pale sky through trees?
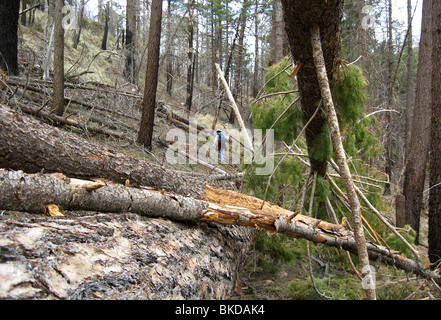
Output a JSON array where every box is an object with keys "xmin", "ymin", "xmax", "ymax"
[{"xmin": 84, "ymin": 0, "xmax": 422, "ymax": 39}]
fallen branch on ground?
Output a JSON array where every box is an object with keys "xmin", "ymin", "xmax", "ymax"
[{"xmin": 0, "ymin": 168, "xmax": 439, "ymax": 286}]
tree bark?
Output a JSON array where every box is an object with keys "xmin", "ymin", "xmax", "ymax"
[
  {"xmin": 185, "ymin": 0, "xmax": 195, "ymax": 118},
  {"xmin": 0, "ymin": 104, "xmax": 205, "ymax": 199},
  {"xmin": 252, "ymin": 0, "xmax": 260, "ymax": 98},
  {"xmin": 215, "ymin": 63, "xmax": 254, "ymax": 153},
  {"xmin": 0, "ymin": 170, "xmax": 254, "ymax": 299},
  {"xmin": 101, "ymin": 0, "xmax": 110, "ymax": 50},
  {"xmin": 310, "ymin": 24, "xmax": 375, "ymax": 300},
  {"xmin": 269, "ymin": 0, "xmax": 286, "ymax": 66},
  {"xmin": 230, "ymin": 0, "xmax": 250, "ymax": 124},
  {"xmin": 428, "ymin": 0, "xmax": 441, "ymax": 269},
  {"xmin": 405, "ymin": 0, "xmax": 414, "ymax": 157},
  {"xmin": 72, "ymin": 0, "xmax": 84, "ymax": 50},
  {"xmin": 0, "ymin": 1, "xmax": 20, "ymax": 76},
  {"xmin": 137, "ymin": 0, "xmax": 162, "ymax": 150},
  {"xmin": 21, "ymin": 0, "xmax": 28, "ymax": 26},
  {"xmin": 124, "ymin": 0, "xmax": 137, "ymax": 84},
  {"xmin": 165, "ymin": 0, "xmax": 173, "ymax": 95},
  {"xmin": 384, "ymin": 0, "xmax": 393, "ymax": 195},
  {"xmin": 1, "ymin": 169, "xmax": 440, "ymax": 292},
  {"xmin": 357, "ymin": 0, "xmax": 366, "ymax": 70},
  {"xmin": 403, "ymin": 0, "xmax": 432, "ymax": 244},
  {"xmin": 281, "ymin": 0, "xmax": 343, "ymax": 177},
  {"xmin": 53, "ymin": 0, "xmax": 65, "ymax": 116}
]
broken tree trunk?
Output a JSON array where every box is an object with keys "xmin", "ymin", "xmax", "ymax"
[
  {"xmin": 1, "ymin": 168, "xmax": 440, "ymax": 289},
  {"xmin": 0, "ymin": 184, "xmax": 253, "ymax": 299},
  {"xmin": 311, "ymin": 23, "xmax": 375, "ymax": 300},
  {"xmin": 0, "ymin": 104, "xmax": 206, "ymax": 199}
]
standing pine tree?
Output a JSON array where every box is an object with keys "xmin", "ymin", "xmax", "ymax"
[
  {"xmin": 53, "ymin": 0, "xmax": 65, "ymax": 116},
  {"xmin": 0, "ymin": 1, "xmax": 20, "ymax": 75},
  {"xmin": 137, "ymin": 0, "xmax": 163, "ymax": 150},
  {"xmin": 428, "ymin": 0, "xmax": 441, "ymax": 269}
]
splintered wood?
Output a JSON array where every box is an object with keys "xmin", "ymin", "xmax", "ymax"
[
  {"xmin": 0, "ymin": 169, "xmax": 440, "ymax": 285},
  {"xmin": 204, "ymin": 185, "xmax": 347, "ymax": 236}
]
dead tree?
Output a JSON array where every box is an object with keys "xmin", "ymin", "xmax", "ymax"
[{"xmin": 1, "ymin": 169, "xmax": 440, "ymax": 295}]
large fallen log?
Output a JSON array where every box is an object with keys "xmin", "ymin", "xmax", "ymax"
[
  {"xmin": 1, "ymin": 168, "xmax": 440, "ymax": 288},
  {"xmin": 0, "ymin": 104, "xmax": 206, "ymax": 199},
  {"xmin": 0, "ymin": 206, "xmax": 253, "ymax": 299},
  {"xmin": 0, "ymin": 103, "xmax": 254, "ymax": 299}
]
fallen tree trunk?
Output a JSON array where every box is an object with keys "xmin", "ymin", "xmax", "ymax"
[
  {"xmin": 0, "ymin": 205, "xmax": 253, "ymax": 299},
  {"xmin": 1, "ymin": 168, "xmax": 440, "ymax": 287},
  {"xmin": 0, "ymin": 104, "xmax": 206, "ymax": 199}
]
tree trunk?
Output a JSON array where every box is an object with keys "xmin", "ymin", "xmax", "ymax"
[
  {"xmin": 0, "ymin": 170, "xmax": 254, "ymax": 299},
  {"xmin": 101, "ymin": 0, "xmax": 110, "ymax": 50},
  {"xmin": 72, "ymin": 0, "xmax": 84, "ymax": 50},
  {"xmin": 269, "ymin": 0, "xmax": 286, "ymax": 66},
  {"xmin": 281, "ymin": 0, "xmax": 343, "ymax": 177},
  {"xmin": 0, "ymin": 104, "xmax": 205, "ymax": 199},
  {"xmin": 404, "ymin": 0, "xmax": 414, "ymax": 157},
  {"xmin": 215, "ymin": 63, "xmax": 254, "ymax": 153},
  {"xmin": 0, "ymin": 0, "xmax": 20, "ymax": 76},
  {"xmin": 53, "ymin": 0, "xmax": 65, "ymax": 116},
  {"xmin": 357, "ymin": 0, "xmax": 366, "ymax": 70},
  {"xmin": 165, "ymin": 0, "xmax": 173, "ymax": 95},
  {"xmin": 124, "ymin": 0, "xmax": 137, "ymax": 84},
  {"xmin": 137, "ymin": 0, "xmax": 162, "ymax": 150},
  {"xmin": 230, "ymin": 0, "xmax": 250, "ymax": 125},
  {"xmin": 384, "ymin": 0, "xmax": 393, "ymax": 195},
  {"xmin": 252, "ymin": 0, "xmax": 260, "ymax": 98},
  {"xmin": 21, "ymin": 0, "xmax": 28, "ymax": 26},
  {"xmin": 403, "ymin": 0, "xmax": 432, "ymax": 244},
  {"xmin": 185, "ymin": 0, "xmax": 195, "ymax": 118},
  {"xmin": 310, "ymin": 24, "xmax": 375, "ymax": 300},
  {"xmin": 428, "ymin": 0, "xmax": 441, "ymax": 269},
  {"xmin": 1, "ymin": 169, "xmax": 440, "ymax": 293}
]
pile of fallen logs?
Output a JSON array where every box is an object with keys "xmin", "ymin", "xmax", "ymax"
[{"xmin": 1, "ymin": 104, "xmax": 441, "ymax": 300}]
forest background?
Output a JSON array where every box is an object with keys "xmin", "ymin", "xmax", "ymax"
[{"xmin": 1, "ymin": 0, "xmax": 440, "ymax": 300}]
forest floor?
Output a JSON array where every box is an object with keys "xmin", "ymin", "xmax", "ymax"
[{"xmin": 3, "ymin": 20, "xmax": 440, "ymax": 300}]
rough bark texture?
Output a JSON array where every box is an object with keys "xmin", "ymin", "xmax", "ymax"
[
  {"xmin": 0, "ymin": 106, "xmax": 255, "ymax": 299},
  {"xmin": 101, "ymin": 1, "xmax": 110, "ymax": 50},
  {"xmin": 124, "ymin": 0, "xmax": 137, "ymax": 83},
  {"xmin": 137, "ymin": 0, "xmax": 162, "ymax": 149},
  {"xmin": 53, "ymin": 0, "xmax": 65, "ymax": 116},
  {"xmin": 0, "ymin": 104, "xmax": 205, "ymax": 199},
  {"xmin": 0, "ymin": 0, "xmax": 20, "ymax": 75},
  {"xmin": 1, "ymin": 169, "xmax": 440, "ymax": 292},
  {"xmin": 310, "ymin": 24, "xmax": 375, "ymax": 300},
  {"xmin": 403, "ymin": 0, "xmax": 432, "ymax": 244},
  {"xmin": 185, "ymin": 0, "xmax": 195, "ymax": 118},
  {"xmin": 281, "ymin": 0, "xmax": 343, "ymax": 176},
  {"xmin": 269, "ymin": 0, "xmax": 286, "ymax": 66},
  {"xmin": 0, "ymin": 210, "xmax": 252, "ymax": 299},
  {"xmin": 429, "ymin": 0, "xmax": 441, "ymax": 269}
]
